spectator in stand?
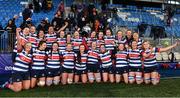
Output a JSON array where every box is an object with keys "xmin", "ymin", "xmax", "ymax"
[
  {"xmin": 51, "ymin": 11, "xmax": 64, "ymax": 31},
  {"xmin": 33, "ymin": 0, "xmax": 41, "ymax": 13},
  {"xmin": 68, "ymin": 4, "xmax": 78, "ymax": 30},
  {"xmin": 89, "ymin": 8, "xmax": 99, "ymax": 23},
  {"xmin": 57, "ymin": 1, "xmax": 64, "ymax": 16},
  {"xmin": 37, "ymin": 19, "xmax": 50, "ymax": 33},
  {"xmin": 5, "ymin": 15, "xmax": 18, "ymax": 50},
  {"xmin": 92, "ymin": 19, "xmax": 101, "ymax": 32},
  {"xmin": 5, "ymin": 15, "xmax": 18, "ymax": 34},
  {"xmin": 20, "ymin": 18, "xmax": 34, "ymax": 29},
  {"xmin": 22, "ymin": 4, "xmax": 32, "ymax": 22},
  {"xmin": 77, "ymin": 8, "xmax": 89, "ymax": 29},
  {"xmin": 42, "ymin": 0, "xmax": 48, "ymax": 12}
]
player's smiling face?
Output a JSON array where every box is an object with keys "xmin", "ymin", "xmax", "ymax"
[
  {"xmin": 143, "ymin": 41, "xmax": 150, "ymax": 50},
  {"xmin": 74, "ymin": 31, "xmax": 79, "ymax": 39},
  {"xmin": 52, "ymin": 43, "xmax": 58, "ymax": 51},
  {"xmin": 30, "ymin": 26, "xmax": 36, "ymax": 34},
  {"xmin": 91, "ymin": 31, "xmax": 96, "ymax": 38},
  {"xmin": 60, "ymin": 31, "xmax": 65, "ymax": 38},
  {"xmin": 132, "ymin": 41, "xmax": 137, "ymax": 50},
  {"xmin": 80, "ymin": 45, "xmax": 85, "ymax": 53},
  {"xmin": 25, "ymin": 43, "xmax": 32, "ymax": 53},
  {"xmin": 106, "ymin": 29, "xmax": 111, "ymax": 36},
  {"xmin": 100, "ymin": 45, "xmax": 106, "ymax": 53},
  {"xmin": 41, "ymin": 43, "xmax": 47, "ymax": 50},
  {"xmin": 23, "ymin": 27, "xmax": 30, "ymax": 36},
  {"xmin": 39, "ymin": 30, "xmax": 44, "ymax": 38},
  {"xmin": 98, "ymin": 32, "xmax": 103, "ymax": 39},
  {"xmin": 91, "ymin": 42, "xmax": 97, "ymax": 50},
  {"xmin": 66, "ymin": 44, "xmax": 72, "ymax": 51},
  {"xmin": 133, "ymin": 33, "xmax": 139, "ymax": 40},
  {"xmin": 117, "ymin": 31, "xmax": 123, "ymax": 38},
  {"xmin": 118, "ymin": 44, "xmax": 124, "ymax": 51}
]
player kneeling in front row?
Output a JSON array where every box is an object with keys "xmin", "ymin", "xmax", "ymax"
[
  {"xmin": 142, "ymin": 41, "xmax": 178, "ymax": 85},
  {"xmin": 1, "ymin": 43, "xmax": 32, "ymax": 92}
]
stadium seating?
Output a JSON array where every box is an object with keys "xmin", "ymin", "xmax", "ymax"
[
  {"xmin": 109, "ymin": 4, "xmax": 180, "ymax": 37},
  {"xmin": 174, "ymin": 52, "xmax": 180, "ymax": 61},
  {"xmin": 0, "ymin": 0, "xmax": 179, "ymax": 37},
  {"xmin": 0, "ymin": 0, "xmax": 63, "ymax": 27}
]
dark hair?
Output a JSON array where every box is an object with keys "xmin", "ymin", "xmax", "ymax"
[
  {"xmin": 38, "ymin": 41, "xmax": 46, "ymax": 50},
  {"xmin": 66, "ymin": 33, "xmax": 71, "ymax": 43},
  {"xmin": 37, "ymin": 30, "xmax": 45, "ymax": 39},
  {"xmin": 130, "ymin": 40, "xmax": 137, "ymax": 49},
  {"xmin": 98, "ymin": 31, "xmax": 104, "ymax": 40},
  {"xmin": 115, "ymin": 30, "xmax": 123, "ymax": 39},
  {"xmin": 50, "ymin": 41, "xmax": 60, "ymax": 58},
  {"xmin": 118, "ymin": 43, "xmax": 125, "ymax": 51},
  {"xmin": 105, "ymin": 28, "xmax": 113, "ymax": 35},
  {"xmin": 77, "ymin": 44, "xmax": 86, "ymax": 63},
  {"xmin": 100, "ymin": 44, "xmax": 106, "ymax": 52}
]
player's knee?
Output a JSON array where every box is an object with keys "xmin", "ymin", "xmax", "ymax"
[
  {"xmin": 124, "ymin": 79, "xmax": 129, "ymax": 84},
  {"xmin": 14, "ymin": 87, "xmax": 22, "ymax": 92},
  {"xmin": 103, "ymin": 78, "xmax": 108, "ymax": 83},
  {"xmin": 46, "ymin": 80, "xmax": 53, "ymax": 86},
  {"xmin": 144, "ymin": 78, "xmax": 151, "ymax": 84},
  {"xmin": 37, "ymin": 81, "xmax": 45, "ymax": 87},
  {"xmin": 23, "ymin": 85, "xmax": 30, "ymax": 90},
  {"xmin": 96, "ymin": 77, "xmax": 101, "ymax": 83},
  {"xmin": 152, "ymin": 81, "xmax": 158, "ymax": 85},
  {"xmin": 136, "ymin": 76, "xmax": 143, "ymax": 84},
  {"xmin": 151, "ymin": 78, "xmax": 158, "ymax": 85},
  {"xmin": 88, "ymin": 75, "xmax": 94, "ymax": 83},
  {"xmin": 67, "ymin": 78, "xmax": 73, "ymax": 84},
  {"xmin": 53, "ymin": 80, "xmax": 60, "ymax": 85},
  {"xmin": 128, "ymin": 76, "xmax": 135, "ymax": 84}
]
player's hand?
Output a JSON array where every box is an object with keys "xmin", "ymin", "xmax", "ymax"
[
  {"xmin": 16, "ymin": 28, "xmax": 21, "ymax": 33},
  {"xmin": 65, "ymin": 21, "xmax": 68, "ymax": 26},
  {"xmin": 173, "ymin": 41, "xmax": 178, "ymax": 47},
  {"xmin": 13, "ymin": 15, "xmax": 18, "ymax": 19}
]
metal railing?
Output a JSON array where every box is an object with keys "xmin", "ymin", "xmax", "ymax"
[{"xmin": 0, "ymin": 30, "xmax": 16, "ymax": 53}]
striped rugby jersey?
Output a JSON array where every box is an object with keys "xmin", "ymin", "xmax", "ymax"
[
  {"xmin": 142, "ymin": 47, "xmax": 160, "ymax": 67},
  {"xmin": 99, "ymin": 51, "xmax": 112, "ymax": 68},
  {"xmin": 32, "ymin": 49, "xmax": 47, "ymax": 70},
  {"xmin": 115, "ymin": 50, "xmax": 128, "ymax": 67},
  {"xmin": 96, "ymin": 39, "xmax": 104, "ymax": 51},
  {"xmin": 72, "ymin": 38, "xmax": 83, "ymax": 52},
  {"xmin": 75, "ymin": 53, "xmax": 88, "ymax": 70},
  {"xmin": 137, "ymin": 38, "xmax": 143, "ymax": 49},
  {"xmin": 104, "ymin": 36, "xmax": 115, "ymax": 50},
  {"xmin": 57, "ymin": 37, "xmax": 66, "ymax": 52},
  {"xmin": 62, "ymin": 51, "xmax": 76, "ymax": 69},
  {"xmin": 13, "ymin": 50, "xmax": 32, "ymax": 72},
  {"xmin": 45, "ymin": 33, "xmax": 57, "ymax": 48},
  {"xmin": 13, "ymin": 33, "xmax": 29, "ymax": 52},
  {"xmin": 115, "ymin": 37, "xmax": 126, "ymax": 45},
  {"xmin": 86, "ymin": 37, "xmax": 97, "ymax": 48},
  {"xmin": 28, "ymin": 33, "xmax": 38, "ymax": 49},
  {"xmin": 87, "ymin": 49, "xmax": 99, "ymax": 65},
  {"xmin": 46, "ymin": 51, "xmax": 61, "ymax": 69},
  {"xmin": 128, "ymin": 49, "xmax": 142, "ymax": 67}
]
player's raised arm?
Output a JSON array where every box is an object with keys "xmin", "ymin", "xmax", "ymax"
[{"xmin": 159, "ymin": 42, "xmax": 178, "ymax": 52}]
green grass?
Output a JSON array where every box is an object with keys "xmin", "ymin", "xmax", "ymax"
[{"xmin": 1, "ymin": 79, "xmax": 180, "ymax": 97}]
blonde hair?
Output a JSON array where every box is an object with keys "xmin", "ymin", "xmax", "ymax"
[{"xmin": 25, "ymin": 42, "xmax": 32, "ymax": 48}]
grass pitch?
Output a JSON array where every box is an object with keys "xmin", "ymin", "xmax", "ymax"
[{"xmin": 0, "ymin": 78, "xmax": 180, "ymax": 97}]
